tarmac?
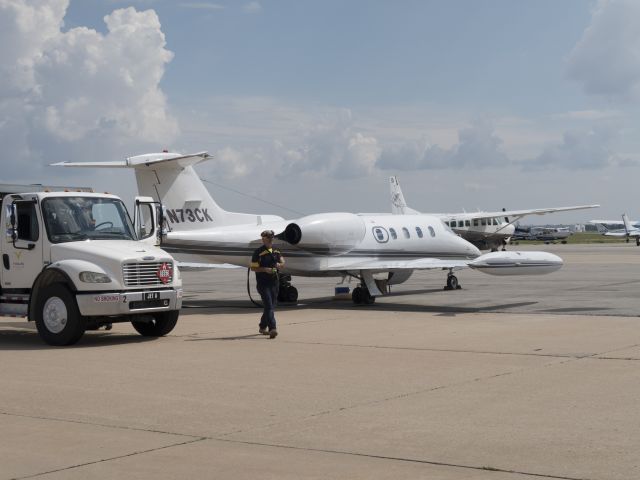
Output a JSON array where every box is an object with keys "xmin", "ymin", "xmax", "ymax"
[{"xmin": 1, "ymin": 243, "xmax": 639, "ymax": 479}]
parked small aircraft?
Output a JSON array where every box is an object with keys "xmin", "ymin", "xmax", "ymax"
[
  {"xmin": 593, "ymin": 214, "xmax": 640, "ymax": 245},
  {"xmin": 511, "ymin": 226, "xmax": 572, "ymax": 243},
  {"xmin": 390, "ymin": 176, "xmax": 598, "ymax": 251},
  {"xmin": 56, "ymin": 152, "xmax": 563, "ymax": 304}
]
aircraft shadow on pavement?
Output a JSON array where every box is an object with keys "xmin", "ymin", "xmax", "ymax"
[
  {"xmin": 180, "ymin": 296, "xmax": 540, "ymax": 315},
  {"xmin": 0, "ymin": 323, "xmax": 159, "ymax": 351}
]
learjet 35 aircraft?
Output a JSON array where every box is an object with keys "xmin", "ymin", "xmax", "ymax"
[
  {"xmin": 56, "ymin": 152, "xmax": 563, "ymax": 304},
  {"xmin": 390, "ymin": 176, "xmax": 599, "ymax": 251}
]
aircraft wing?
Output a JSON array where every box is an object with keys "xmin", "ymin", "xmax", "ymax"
[
  {"xmin": 327, "ymin": 251, "xmax": 563, "ymax": 276},
  {"xmin": 447, "ymin": 205, "xmax": 600, "ymax": 222}
]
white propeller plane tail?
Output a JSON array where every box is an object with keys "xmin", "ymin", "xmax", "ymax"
[
  {"xmin": 389, "ymin": 176, "xmax": 420, "ymax": 215},
  {"xmin": 622, "ymin": 213, "xmax": 633, "ymax": 234},
  {"xmin": 53, "ymin": 152, "xmax": 284, "ymax": 232}
]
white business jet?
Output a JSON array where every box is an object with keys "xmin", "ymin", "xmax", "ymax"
[
  {"xmin": 595, "ymin": 213, "xmax": 640, "ymax": 245},
  {"xmin": 390, "ymin": 176, "xmax": 598, "ymax": 251},
  {"xmin": 55, "ymin": 152, "xmax": 563, "ymax": 304}
]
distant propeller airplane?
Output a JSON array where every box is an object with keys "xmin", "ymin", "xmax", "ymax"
[{"xmin": 389, "ymin": 176, "xmax": 598, "ymax": 251}]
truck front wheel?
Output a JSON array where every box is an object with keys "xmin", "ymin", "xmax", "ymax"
[
  {"xmin": 34, "ymin": 284, "xmax": 86, "ymax": 346},
  {"xmin": 132, "ymin": 311, "xmax": 179, "ymax": 337}
]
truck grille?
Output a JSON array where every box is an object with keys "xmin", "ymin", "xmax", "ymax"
[{"xmin": 122, "ymin": 262, "xmax": 173, "ymax": 286}]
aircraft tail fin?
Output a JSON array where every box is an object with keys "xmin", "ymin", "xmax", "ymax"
[
  {"xmin": 54, "ymin": 151, "xmax": 283, "ymax": 231},
  {"xmin": 622, "ymin": 213, "xmax": 632, "ymax": 234},
  {"xmin": 389, "ymin": 176, "xmax": 420, "ymax": 215}
]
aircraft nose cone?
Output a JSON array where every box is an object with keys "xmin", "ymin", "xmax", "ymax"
[{"xmin": 458, "ymin": 235, "xmax": 481, "ymax": 257}]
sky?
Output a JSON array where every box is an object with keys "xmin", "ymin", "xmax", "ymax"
[{"xmin": 1, "ymin": 0, "xmax": 640, "ymax": 223}]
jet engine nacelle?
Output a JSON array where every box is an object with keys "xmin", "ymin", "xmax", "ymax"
[
  {"xmin": 468, "ymin": 251, "xmax": 563, "ymax": 276},
  {"xmin": 280, "ymin": 213, "xmax": 366, "ymax": 254}
]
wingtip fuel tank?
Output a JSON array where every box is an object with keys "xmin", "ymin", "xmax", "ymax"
[{"xmin": 468, "ymin": 251, "xmax": 563, "ymax": 275}]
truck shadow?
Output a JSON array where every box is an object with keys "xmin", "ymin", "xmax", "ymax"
[{"xmin": 0, "ymin": 324, "xmax": 159, "ymax": 350}]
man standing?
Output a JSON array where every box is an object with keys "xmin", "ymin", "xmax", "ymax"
[{"xmin": 250, "ymin": 230, "xmax": 285, "ymax": 339}]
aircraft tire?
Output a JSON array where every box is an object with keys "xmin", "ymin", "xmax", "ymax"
[
  {"xmin": 352, "ymin": 287, "xmax": 363, "ymax": 304},
  {"xmin": 363, "ymin": 290, "xmax": 376, "ymax": 304},
  {"xmin": 446, "ymin": 275, "xmax": 459, "ymax": 290},
  {"xmin": 284, "ymin": 286, "xmax": 298, "ymax": 303}
]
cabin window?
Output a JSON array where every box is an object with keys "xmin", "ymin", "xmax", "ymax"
[
  {"xmin": 428, "ymin": 226, "xmax": 436, "ymax": 237},
  {"xmin": 465, "ymin": 220, "xmax": 471, "ymax": 227},
  {"xmin": 416, "ymin": 226, "xmax": 423, "ymax": 238},
  {"xmin": 473, "ymin": 219, "xmax": 479, "ymax": 227},
  {"xmin": 389, "ymin": 228, "xmax": 397, "ymax": 240},
  {"xmin": 372, "ymin": 227, "xmax": 389, "ymax": 243},
  {"xmin": 481, "ymin": 218, "xmax": 487, "ymax": 226},
  {"xmin": 402, "ymin": 227, "xmax": 410, "ymax": 238}
]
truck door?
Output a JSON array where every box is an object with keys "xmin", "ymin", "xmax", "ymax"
[
  {"xmin": 1, "ymin": 198, "xmax": 44, "ymax": 289},
  {"xmin": 133, "ymin": 196, "xmax": 162, "ymax": 246}
]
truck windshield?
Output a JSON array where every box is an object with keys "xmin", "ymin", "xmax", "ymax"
[{"xmin": 42, "ymin": 197, "xmax": 136, "ymax": 243}]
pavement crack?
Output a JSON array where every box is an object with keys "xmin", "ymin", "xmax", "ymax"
[
  {"xmin": 0, "ymin": 410, "xmax": 200, "ymax": 440},
  {"xmin": 11, "ymin": 437, "xmax": 206, "ymax": 480},
  {"xmin": 213, "ymin": 437, "xmax": 598, "ymax": 480}
]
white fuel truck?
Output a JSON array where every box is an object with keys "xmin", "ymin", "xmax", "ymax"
[{"xmin": 0, "ymin": 186, "xmax": 182, "ymax": 345}]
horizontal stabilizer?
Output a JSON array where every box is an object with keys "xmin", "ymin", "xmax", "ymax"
[{"xmin": 52, "ymin": 152, "xmax": 211, "ymax": 170}]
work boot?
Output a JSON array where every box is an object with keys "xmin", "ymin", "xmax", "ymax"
[
  {"xmin": 259, "ymin": 327, "xmax": 268, "ymax": 335},
  {"xmin": 269, "ymin": 329, "xmax": 278, "ymax": 339}
]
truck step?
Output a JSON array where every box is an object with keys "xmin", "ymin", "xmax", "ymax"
[
  {"xmin": 0, "ymin": 294, "xmax": 30, "ymax": 304},
  {"xmin": 0, "ymin": 303, "xmax": 28, "ymax": 317}
]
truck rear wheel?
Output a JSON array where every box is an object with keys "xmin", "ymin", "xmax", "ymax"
[
  {"xmin": 34, "ymin": 284, "xmax": 85, "ymax": 346},
  {"xmin": 132, "ymin": 310, "xmax": 179, "ymax": 337}
]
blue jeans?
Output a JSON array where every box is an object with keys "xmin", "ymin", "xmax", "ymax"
[{"xmin": 257, "ymin": 282, "xmax": 278, "ymax": 330}]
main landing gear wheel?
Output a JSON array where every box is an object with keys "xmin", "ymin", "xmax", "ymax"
[
  {"xmin": 132, "ymin": 310, "xmax": 179, "ymax": 337},
  {"xmin": 34, "ymin": 284, "xmax": 86, "ymax": 346},
  {"xmin": 278, "ymin": 285, "xmax": 298, "ymax": 303},
  {"xmin": 636, "ymin": 238, "xmax": 639, "ymax": 246},
  {"xmin": 444, "ymin": 274, "xmax": 461, "ymax": 291},
  {"xmin": 352, "ymin": 286, "xmax": 375, "ymax": 305},
  {"xmin": 277, "ymin": 274, "xmax": 298, "ymax": 304}
]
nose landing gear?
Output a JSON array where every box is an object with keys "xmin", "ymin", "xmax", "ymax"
[{"xmin": 444, "ymin": 270, "xmax": 461, "ymax": 291}]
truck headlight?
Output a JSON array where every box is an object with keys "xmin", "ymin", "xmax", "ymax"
[{"xmin": 79, "ymin": 271, "xmax": 112, "ymax": 283}]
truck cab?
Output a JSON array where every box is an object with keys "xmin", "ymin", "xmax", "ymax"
[{"xmin": 1, "ymin": 191, "xmax": 182, "ymax": 345}]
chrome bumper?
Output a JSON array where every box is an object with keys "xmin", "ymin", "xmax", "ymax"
[{"xmin": 75, "ymin": 289, "xmax": 182, "ymax": 316}]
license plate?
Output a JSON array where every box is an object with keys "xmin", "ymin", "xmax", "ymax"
[{"xmin": 144, "ymin": 292, "xmax": 160, "ymax": 301}]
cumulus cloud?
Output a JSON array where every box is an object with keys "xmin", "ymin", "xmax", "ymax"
[
  {"xmin": 377, "ymin": 120, "xmax": 508, "ymax": 170},
  {"xmin": 275, "ymin": 110, "xmax": 381, "ymax": 179},
  {"xmin": 567, "ymin": 0, "xmax": 640, "ymax": 100},
  {"xmin": 525, "ymin": 125, "xmax": 630, "ymax": 169},
  {"xmin": 243, "ymin": 2, "xmax": 262, "ymax": 14},
  {"xmin": 0, "ymin": 0, "xmax": 178, "ymax": 180}
]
